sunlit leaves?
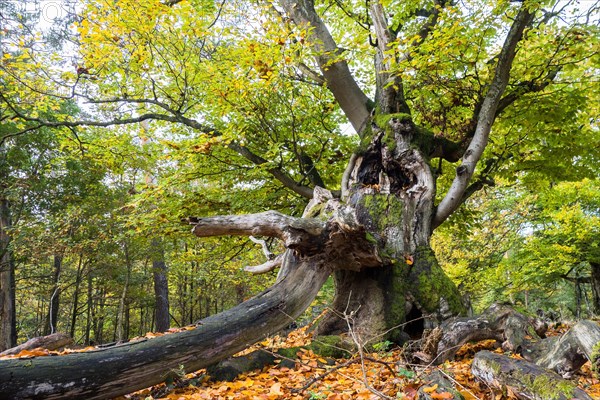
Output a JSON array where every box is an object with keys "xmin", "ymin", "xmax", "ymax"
[{"xmin": 434, "ymin": 179, "xmax": 600, "ymax": 314}]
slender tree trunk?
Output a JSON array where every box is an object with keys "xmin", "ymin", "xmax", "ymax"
[
  {"xmin": 0, "ymin": 196, "xmax": 16, "ymax": 351},
  {"xmin": 94, "ymin": 287, "xmax": 106, "ymax": 344},
  {"xmin": 575, "ymin": 279, "xmax": 582, "ymax": 319},
  {"xmin": 85, "ymin": 268, "xmax": 92, "ymax": 345},
  {"xmin": 151, "ymin": 238, "xmax": 170, "ymax": 332},
  {"xmin": 70, "ymin": 255, "xmax": 84, "ymax": 339},
  {"xmin": 116, "ymin": 243, "xmax": 131, "ymax": 341},
  {"xmin": 590, "ymin": 262, "xmax": 600, "ymax": 316},
  {"xmin": 44, "ymin": 254, "xmax": 63, "ymax": 335}
]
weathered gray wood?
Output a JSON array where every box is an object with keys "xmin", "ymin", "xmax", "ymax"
[
  {"xmin": 433, "ymin": 304, "xmax": 541, "ymax": 363},
  {"xmin": 0, "ymin": 253, "xmax": 331, "ymax": 400},
  {"xmin": 191, "ymin": 211, "xmax": 326, "ymax": 249},
  {"xmin": 472, "ymin": 350, "xmax": 592, "ymax": 400},
  {"xmin": 533, "ymin": 320, "xmax": 600, "ymax": 378},
  {"xmin": 0, "ymin": 332, "xmax": 73, "ymax": 356}
]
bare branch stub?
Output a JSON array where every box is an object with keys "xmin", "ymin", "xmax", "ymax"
[{"xmin": 244, "ymin": 254, "xmax": 284, "ymax": 274}]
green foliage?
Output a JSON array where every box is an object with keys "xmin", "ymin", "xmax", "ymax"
[
  {"xmin": 434, "ymin": 179, "xmax": 600, "ymax": 315},
  {"xmin": 397, "ymin": 367, "xmax": 416, "ymax": 379},
  {"xmin": 308, "ymin": 391, "xmax": 327, "ymax": 400},
  {"xmin": 372, "ymin": 340, "xmax": 393, "ymax": 353}
]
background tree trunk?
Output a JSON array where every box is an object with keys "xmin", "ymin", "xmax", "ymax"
[
  {"xmin": 115, "ymin": 243, "xmax": 131, "ymax": 341},
  {"xmin": 0, "ymin": 196, "xmax": 16, "ymax": 351},
  {"xmin": 44, "ymin": 254, "xmax": 62, "ymax": 335},
  {"xmin": 590, "ymin": 262, "xmax": 600, "ymax": 316},
  {"xmin": 151, "ymin": 238, "xmax": 170, "ymax": 332}
]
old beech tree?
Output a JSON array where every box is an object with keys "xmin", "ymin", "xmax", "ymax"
[{"xmin": 0, "ymin": 0, "xmax": 598, "ymax": 398}]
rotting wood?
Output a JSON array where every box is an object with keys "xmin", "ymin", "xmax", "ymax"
[
  {"xmin": 0, "ymin": 252, "xmax": 331, "ymax": 400},
  {"xmin": 529, "ymin": 320, "xmax": 600, "ymax": 378},
  {"xmin": 472, "ymin": 350, "xmax": 592, "ymax": 400}
]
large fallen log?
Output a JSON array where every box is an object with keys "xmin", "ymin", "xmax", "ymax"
[
  {"xmin": 0, "ymin": 333, "xmax": 73, "ymax": 356},
  {"xmin": 0, "ymin": 251, "xmax": 331, "ymax": 400},
  {"xmin": 472, "ymin": 350, "xmax": 592, "ymax": 400}
]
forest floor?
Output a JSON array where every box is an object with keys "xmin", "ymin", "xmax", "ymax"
[
  {"xmin": 115, "ymin": 323, "xmax": 600, "ymax": 400},
  {"xmin": 3, "ymin": 323, "xmax": 599, "ymax": 399}
]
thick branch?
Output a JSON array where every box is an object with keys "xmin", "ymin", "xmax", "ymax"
[
  {"xmin": 279, "ymin": 0, "xmax": 371, "ymax": 132},
  {"xmin": 370, "ymin": 0, "xmax": 410, "ymax": 114},
  {"xmin": 434, "ymin": 4, "xmax": 535, "ymax": 228},
  {"xmin": 190, "ymin": 211, "xmax": 325, "ymax": 250},
  {"xmin": 0, "ymin": 333, "xmax": 73, "ymax": 356}
]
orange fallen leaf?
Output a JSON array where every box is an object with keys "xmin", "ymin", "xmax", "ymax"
[
  {"xmin": 423, "ymin": 384, "xmax": 439, "ymax": 393},
  {"xmin": 16, "ymin": 348, "xmax": 50, "ymax": 358},
  {"xmin": 431, "ymin": 392, "xmax": 454, "ymax": 399}
]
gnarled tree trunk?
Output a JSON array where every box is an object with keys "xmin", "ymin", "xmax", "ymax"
[
  {"xmin": 314, "ymin": 115, "xmax": 464, "ymax": 343},
  {"xmin": 0, "ymin": 0, "xmax": 546, "ymax": 398}
]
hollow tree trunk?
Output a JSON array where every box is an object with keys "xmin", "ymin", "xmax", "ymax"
[{"xmin": 315, "ymin": 115, "xmax": 464, "ymax": 342}]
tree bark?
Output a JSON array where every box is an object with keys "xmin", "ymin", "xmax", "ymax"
[
  {"xmin": 532, "ymin": 320, "xmax": 600, "ymax": 378},
  {"xmin": 0, "ymin": 196, "xmax": 16, "ymax": 351},
  {"xmin": 315, "ymin": 115, "xmax": 464, "ymax": 342},
  {"xmin": 431, "ymin": 303, "xmax": 543, "ymax": 364},
  {"xmin": 590, "ymin": 262, "xmax": 600, "ymax": 316},
  {"xmin": 472, "ymin": 350, "xmax": 592, "ymax": 400}
]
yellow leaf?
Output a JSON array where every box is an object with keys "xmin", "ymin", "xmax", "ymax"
[{"xmin": 423, "ymin": 384, "xmax": 438, "ymax": 393}]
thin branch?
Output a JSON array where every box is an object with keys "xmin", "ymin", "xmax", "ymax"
[
  {"xmin": 244, "ymin": 254, "xmax": 283, "ymax": 274},
  {"xmin": 279, "ymin": 0, "xmax": 371, "ymax": 132},
  {"xmin": 228, "ymin": 142, "xmax": 315, "ymax": 199},
  {"xmin": 434, "ymin": 3, "xmax": 536, "ymax": 228}
]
